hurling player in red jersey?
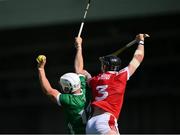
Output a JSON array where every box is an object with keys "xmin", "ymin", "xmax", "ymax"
[{"xmin": 75, "ymin": 34, "xmax": 146, "ymax": 135}]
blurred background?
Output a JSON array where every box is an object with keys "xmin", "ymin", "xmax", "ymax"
[{"xmin": 0, "ymin": 0, "xmax": 180, "ymax": 134}]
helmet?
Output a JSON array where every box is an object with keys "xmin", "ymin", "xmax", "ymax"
[
  {"xmin": 59, "ymin": 73, "xmax": 81, "ymax": 93},
  {"xmin": 99, "ymin": 55, "xmax": 121, "ymax": 72}
]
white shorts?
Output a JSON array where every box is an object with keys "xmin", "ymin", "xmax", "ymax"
[{"xmin": 86, "ymin": 113, "xmax": 119, "ymax": 134}]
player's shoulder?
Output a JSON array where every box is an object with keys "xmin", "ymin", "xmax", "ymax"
[
  {"xmin": 117, "ymin": 67, "xmax": 130, "ymax": 80},
  {"xmin": 118, "ymin": 67, "xmax": 129, "ymax": 74}
]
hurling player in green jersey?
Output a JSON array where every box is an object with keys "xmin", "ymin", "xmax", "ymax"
[{"xmin": 36, "ymin": 37, "xmax": 91, "ymax": 134}]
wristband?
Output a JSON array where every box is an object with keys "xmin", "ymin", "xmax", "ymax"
[{"xmin": 138, "ymin": 40, "xmax": 144, "ymax": 45}]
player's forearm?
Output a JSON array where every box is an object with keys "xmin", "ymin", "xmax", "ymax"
[
  {"xmin": 134, "ymin": 44, "xmax": 144, "ymax": 62},
  {"xmin": 128, "ymin": 44, "xmax": 144, "ymax": 76},
  {"xmin": 130, "ymin": 44, "xmax": 144, "ymax": 66},
  {"xmin": 38, "ymin": 68, "xmax": 55, "ymax": 95},
  {"xmin": 74, "ymin": 46, "xmax": 84, "ymax": 74}
]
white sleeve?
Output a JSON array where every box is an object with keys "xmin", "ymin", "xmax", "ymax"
[
  {"xmin": 126, "ymin": 67, "xmax": 130, "ymax": 80},
  {"xmin": 56, "ymin": 93, "xmax": 61, "ymax": 106}
]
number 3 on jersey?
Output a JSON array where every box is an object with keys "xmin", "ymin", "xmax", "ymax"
[{"xmin": 95, "ymin": 85, "xmax": 108, "ymax": 101}]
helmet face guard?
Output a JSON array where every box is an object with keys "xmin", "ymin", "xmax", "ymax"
[
  {"xmin": 99, "ymin": 55, "xmax": 121, "ymax": 72},
  {"xmin": 59, "ymin": 73, "xmax": 81, "ymax": 94},
  {"xmin": 60, "ymin": 79, "xmax": 73, "ymax": 93}
]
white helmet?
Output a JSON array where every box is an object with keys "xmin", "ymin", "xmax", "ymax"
[{"xmin": 59, "ymin": 73, "xmax": 81, "ymax": 93}]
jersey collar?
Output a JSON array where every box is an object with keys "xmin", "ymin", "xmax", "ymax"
[{"xmin": 106, "ymin": 71, "xmax": 118, "ymax": 74}]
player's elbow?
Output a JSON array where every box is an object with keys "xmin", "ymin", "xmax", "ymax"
[
  {"xmin": 42, "ymin": 87, "xmax": 53, "ymax": 95},
  {"xmin": 47, "ymin": 88, "xmax": 55, "ymax": 96}
]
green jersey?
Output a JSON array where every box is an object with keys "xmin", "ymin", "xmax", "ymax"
[{"xmin": 57, "ymin": 75, "xmax": 91, "ymax": 134}]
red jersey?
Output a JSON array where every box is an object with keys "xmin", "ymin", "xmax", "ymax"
[{"xmin": 89, "ymin": 67, "xmax": 130, "ymax": 119}]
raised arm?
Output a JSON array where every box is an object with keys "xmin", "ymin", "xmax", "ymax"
[
  {"xmin": 128, "ymin": 34, "xmax": 145, "ymax": 77},
  {"xmin": 74, "ymin": 37, "xmax": 84, "ymax": 74},
  {"xmin": 74, "ymin": 37, "xmax": 92, "ymax": 80},
  {"xmin": 37, "ymin": 55, "xmax": 60, "ymax": 102}
]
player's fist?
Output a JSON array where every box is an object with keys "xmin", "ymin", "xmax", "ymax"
[
  {"xmin": 75, "ymin": 37, "xmax": 82, "ymax": 48},
  {"xmin": 36, "ymin": 55, "xmax": 46, "ymax": 63}
]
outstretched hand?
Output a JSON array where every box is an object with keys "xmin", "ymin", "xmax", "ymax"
[
  {"xmin": 75, "ymin": 37, "xmax": 82, "ymax": 49},
  {"xmin": 136, "ymin": 34, "xmax": 145, "ymax": 41},
  {"xmin": 36, "ymin": 55, "xmax": 46, "ymax": 69},
  {"xmin": 135, "ymin": 33, "xmax": 150, "ymax": 42}
]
